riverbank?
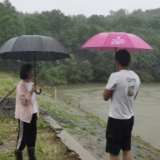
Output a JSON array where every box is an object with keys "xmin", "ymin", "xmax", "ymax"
[
  {"xmin": 38, "ymin": 94, "xmax": 160, "ymax": 160},
  {"xmin": 1, "ymin": 72, "xmax": 160, "ymax": 159},
  {"xmin": 0, "ymin": 114, "xmax": 79, "ymax": 160},
  {"xmin": 54, "ymin": 83, "xmax": 160, "ymax": 150}
]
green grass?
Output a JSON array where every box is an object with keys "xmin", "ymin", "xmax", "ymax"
[
  {"xmin": 0, "ymin": 72, "xmax": 52, "ymax": 98},
  {"xmin": 70, "ymin": 107, "xmax": 107, "ymax": 128},
  {"xmin": 0, "ymin": 72, "xmax": 17, "ymax": 97},
  {"xmin": 38, "ymin": 97, "xmax": 107, "ymax": 137},
  {"xmin": 146, "ymin": 155, "xmax": 154, "ymax": 160},
  {"xmin": 89, "ymin": 131, "xmax": 97, "ymax": 136},
  {"xmin": 38, "ymin": 99, "xmax": 79, "ymax": 123},
  {"xmin": 0, "ymin": 71, "xmax": 106, "ymax": 136},
  {"xmin": 132, "ymin": 135, "xmax": 159, "ymax": 152},
  {"xmin": 136, "ymin": 152, "xmax": 154, "ymax": 160},
  {"xmin": 0, "ymin": 116, "xmax": 76, "ymax": 160},
  {"xmin": 137, "ymin": 145, "xmax": 143, "ymax": 149},
  {"xmin": 137, "ymin": 152, "xmax": 146, "ymax": 158},
  {"xmin": 82, "ymin": 127, "xmax": 87, "ymax": 131}
]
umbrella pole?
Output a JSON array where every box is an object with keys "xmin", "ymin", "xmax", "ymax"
[
  {"xmin": 114, "ymin": 48, "xmax": 116, "ymax": 71},
  {"xmin": 34, "ymin": 51, "xmax": 36, "ymax": 84},
  {"xmin": 34, "ymin": 51, "xmax": 42, "ymax": 94}
]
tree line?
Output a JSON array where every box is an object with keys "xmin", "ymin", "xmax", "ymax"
[{"xmin": 0, "ymin": 0, "xmax": 160, "ymax": 85}]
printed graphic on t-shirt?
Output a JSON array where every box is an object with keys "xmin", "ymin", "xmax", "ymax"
[{"xmin": 126, "ymin": 78, "xmax": 136, "ymax": 96}]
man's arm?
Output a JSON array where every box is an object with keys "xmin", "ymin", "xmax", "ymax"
[
  {"xmin": 103, "ymin": 89, "xmax": 113, "ymax": 101},
  {"xmin": 135, "ymin": 91, "xmax": 138, "ymax": 100}
]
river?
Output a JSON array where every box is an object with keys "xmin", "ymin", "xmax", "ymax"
[{"xmin": 46, "ymin": 83, "xmax": 160, "ymax": 149}]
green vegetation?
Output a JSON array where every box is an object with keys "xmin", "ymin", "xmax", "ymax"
[
  {"xmin": 0, "ymin": 69, "xmax": 160, "ymax": 159},
  {"xmin": 89, "ymin": 131, "xmax": 97, "ymax": 136},
  {"xmin": 0, "ymin": 1, "xmax": 160, "ymax": 83},
  {"xmin": 137, "ymin": 152, "xmax": 146, "ymax": 158},
  {"xmin": 0, "ymin": 72, "xmax": 17, "ymax": 97},
  {"xmin": 0, "ymin": 116, "xmax": 77, "ymax": 160},
  {"xmin": 0, "ymin": 71, "xmax": 52, "ymax": 97},
  {"xmin": 132, "ymin": 135, "xmax": 155, "ymax": 149},
  {"xmin": 136, "ymin": 151, "xmax": 155, "ymax": 160},
  {"xmin": 38, "ymin": 56, "xmax": 93, "ymax": 85},
  {"xmin": 38, "ymin": 96, "xmax": 106, "ymax": 136}
]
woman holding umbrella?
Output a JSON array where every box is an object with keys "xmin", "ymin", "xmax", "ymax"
[
  {"xmin": 15, "ymin": 64, "xmax": 39, "ymax": 160},
  {"xmin": 0, "ymin": 35, "xmax": 70, "ymax": 160}
]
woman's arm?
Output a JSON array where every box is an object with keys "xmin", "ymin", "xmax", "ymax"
[{"xmin": 17, "ymin": 84, "xmax": 32, "ymax": 106}]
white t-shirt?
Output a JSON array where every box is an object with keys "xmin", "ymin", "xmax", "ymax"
[
  {"xmin": 25, "ymin": 82, "xmax": 38, "ymax": 114},
  {"xmin": 106, "ymin": 70, "xmax": 141, "ymax": 120}
]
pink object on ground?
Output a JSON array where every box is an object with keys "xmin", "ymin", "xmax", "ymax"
[{"xmin": 82, "ymin": 32, "xmax": 153, "ymax": 53}]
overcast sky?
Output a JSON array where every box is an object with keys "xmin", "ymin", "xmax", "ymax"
[{"xmin": 0, "ymin": 0, "xmax": 160, "ymax": 16}]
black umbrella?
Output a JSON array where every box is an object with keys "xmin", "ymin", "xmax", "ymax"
[{"xmin": 0, "ymin": 35, "xmax": 70, "ymax": 94}]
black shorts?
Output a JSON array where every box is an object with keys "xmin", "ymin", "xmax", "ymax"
[{"xmin": 106, "ymin": 116, "xmax": 134, "ymax": 156}]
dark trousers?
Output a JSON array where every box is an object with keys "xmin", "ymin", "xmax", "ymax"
[{"xmin": 16, "ymin": 113, "xmax": 37, "ymax": 151}]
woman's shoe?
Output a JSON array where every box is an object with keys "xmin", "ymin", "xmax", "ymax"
[
  {"xmin": 15, "ymin": 150, "xmax": 23, "ymax": 160},
  {"xmin": 27, "ymin": 148, "xmax": 38, "ymax": 160}
]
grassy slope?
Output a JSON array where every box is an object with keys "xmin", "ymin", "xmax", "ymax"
[
  {"xmin": 1, "ymin": 72, "xmax": 160, "ymax": 160},
  {"xmin": 38, "ymin": 96, "xmax": 160, "ymax": 160},
  {"xmin": 0, "ymin": 72, "xmax": 19, "ymax": 97},
  {"xmin": 0, "ymin": 72, "xmax": 78, "ymax": 160},
  {"xmin": 0, "ymin": 116, "xmax": 73, "ymax": 160},
  {"xmin": 0, "ymin": 72, "xmax": 51, "ymax": 98}
]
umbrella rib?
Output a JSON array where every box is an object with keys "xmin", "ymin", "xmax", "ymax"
[
  {"xmin": 39, "ymin": 35, "xmax": 45, "ymax": 53},
  {"xmin": 102, "ymin": 33, "xmax": 110, "ymax": 52},
  {"xmin": 9, "ymin": 37, "xmax": 19, "ymax": 53},
  {"xmin": 127, "ymin": 35, "xmax": 136, "ymax": 52}
]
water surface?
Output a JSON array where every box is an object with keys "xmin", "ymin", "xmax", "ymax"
[{"xmin": 48, "ymin": 83, "xmax": 160, "ymax": 149}]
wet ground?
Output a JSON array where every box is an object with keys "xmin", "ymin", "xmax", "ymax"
[
  {"xmin": 55, "ymin": 83, "xmax": 160, "ymax": 150},
  {"xmin": 1, "ymin": 91, "xmax": 160, "ymax": 160},
  {"xmin": 39, "ymin": 93, "xmax": 160, "ymax": 160}
]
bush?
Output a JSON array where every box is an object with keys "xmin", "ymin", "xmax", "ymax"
[
  {"xmin": 135, "ymin": 70, "xmax": 154, "ymax": 82},
  {"xmin": 38, "ymin": 55, "xmax": 94, "ymax": 85}
]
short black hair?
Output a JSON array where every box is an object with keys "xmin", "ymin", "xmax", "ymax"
[
  {"xmin": 115, "ymin": 50, "xmax": 131, "ymax": 67},
  {"xmin": 20, "ymin": 64, "xmax": 33, "ymax": 80}
]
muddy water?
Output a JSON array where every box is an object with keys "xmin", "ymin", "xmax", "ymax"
[{"xmin": 51, "ymin": 83, "xmax": 160, "ymax": 149}]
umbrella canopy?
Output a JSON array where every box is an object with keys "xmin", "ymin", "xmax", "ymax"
[
  {"xmin": 0, "ymin": 35, "xmax": 70, "ymax": 61},
  {"xmin": 82, "ymin": 32, "xmax": 153, "ymax": 53},
  {"xmin": 0, "ymin": 35, "xmax": 70, "ymax": 94}
]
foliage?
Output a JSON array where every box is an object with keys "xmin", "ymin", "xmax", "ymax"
[
  {"xmin": 38, "ymin": 54, "xmax": 93, "ymax": 85},
  {"xmin": 0, "ymin": 1, "xmax": 160, "ymax": 84}
]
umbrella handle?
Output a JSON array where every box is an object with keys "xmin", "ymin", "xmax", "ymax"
[
  {"xmin": 34, "ymin": 83, "xmax": 42, "ymax": 94},
  {"xmin": 35, "ymin": 89, "xmax": 42, "ymax": 95}
]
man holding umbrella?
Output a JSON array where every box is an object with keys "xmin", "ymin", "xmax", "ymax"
[
  {"xmin": 103, "ymin": 50, "xmax": 141, "ymax": 160},
  {"xmin": 82, "ymin": 32, "xmax": 152, "ymax": 160}
]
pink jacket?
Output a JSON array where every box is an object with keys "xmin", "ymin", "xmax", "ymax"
[{"xmin": 15, "ymin": 81, "xmax": 39, "ymax": 123}]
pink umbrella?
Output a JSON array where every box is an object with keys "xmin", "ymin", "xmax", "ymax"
[{"xmin": 82, "ymin": 32, "xmax": 153, "ymax": 53}]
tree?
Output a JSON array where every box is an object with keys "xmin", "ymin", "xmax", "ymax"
[
  {"xmin": 24, "ymin": 16, "xmax": 43, "ymax": 35},
  {"xmin": 93, "ymin": 53, "xmax": 115, "ymax": 82},
  {"xmin": 3, "ymin": 0, "xmax": 15, "ymax": 11},
  {"xmin": 80, "ymin": 60, "xmax": 93, "ymax": 82},
  {"xmin": 0, "ymin": 3, "xmax": 160, "ymax": 84}
]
